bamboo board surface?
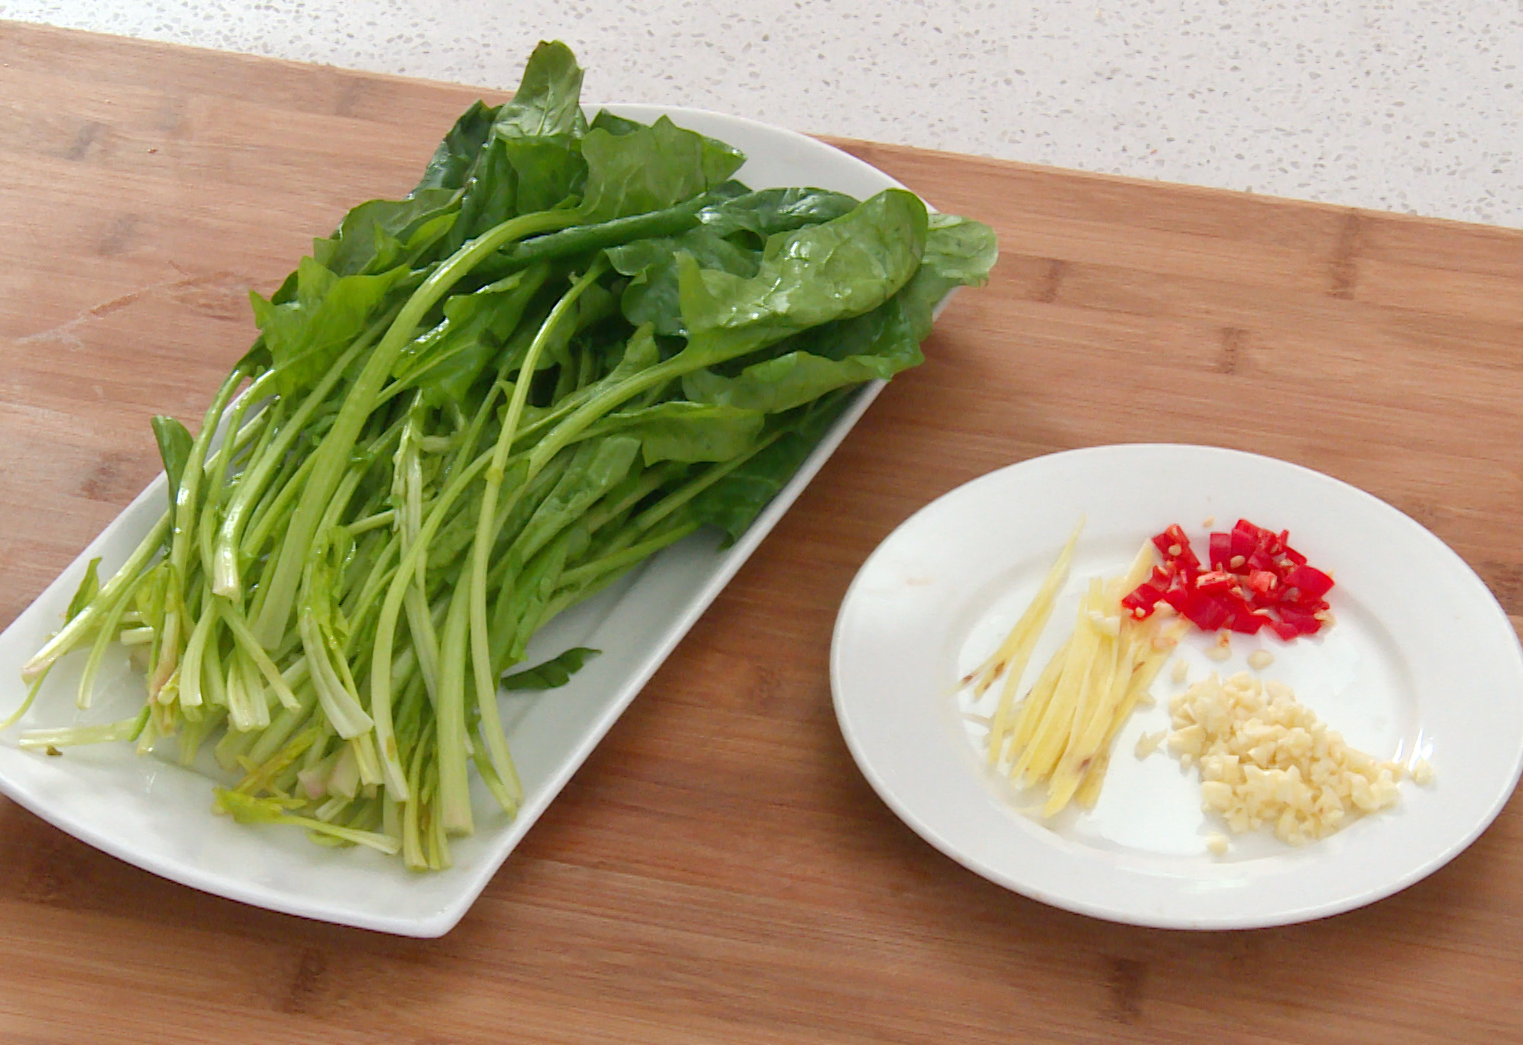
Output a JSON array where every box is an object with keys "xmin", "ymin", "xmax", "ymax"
[{"xmin": 3, "ymin": 20, "xmax": 1523, "ymax": 1045}]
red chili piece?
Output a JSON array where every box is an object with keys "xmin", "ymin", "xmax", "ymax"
[{"xmin": 1124, "ymin": 518, "xmax": 1333, "ymax": 639}]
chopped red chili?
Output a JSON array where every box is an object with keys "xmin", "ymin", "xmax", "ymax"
[
  {"xmin": 1208, "ymin": 531, "xmax": 1232, "ymax": 570},
  {"xmin": 1124, "ymin": 518, "xmax": 1334, "ymax": 639},
  {"xmin": 1282, "ymin": 563, "xmax": 1334, "ymax": 598},
  {"xmin": 1194, "ymin": 570, "xmax": 1237, "ymax": 595},
  {"xmin": 1245, "ymin": 569, "xmax": 1275, "ymax": 595}
]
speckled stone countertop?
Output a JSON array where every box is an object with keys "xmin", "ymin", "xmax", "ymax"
[{"xmin": 4, "ymin": 0, "xmax": 1521, "ymax": 228}]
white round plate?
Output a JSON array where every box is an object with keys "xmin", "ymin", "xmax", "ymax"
[{"xmin": 831, "ymin": 444, "xmax": 1523, "ymax": 929}]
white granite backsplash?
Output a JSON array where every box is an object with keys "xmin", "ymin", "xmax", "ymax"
[{"xmin": 4, "ymin": 0, "xmax": 1520, "ymax": 228}]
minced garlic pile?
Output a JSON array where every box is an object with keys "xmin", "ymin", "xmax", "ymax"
[{"xmin": 1166, "ymin": 672, "xmax": 1427, "ymax": 845}]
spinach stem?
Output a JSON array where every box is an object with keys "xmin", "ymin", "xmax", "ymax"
[
  {"xmin": 465, "ymin": 257, "xmax": 610, "ymax": 803},
  {"xmin": 252, "ymin": 207, "xmax": 576, "ymax": 648}
]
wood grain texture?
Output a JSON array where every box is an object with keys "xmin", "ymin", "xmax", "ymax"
[{"xmin": 3, "ymin": 21, "xmax": 1523, "ymax": 1045}]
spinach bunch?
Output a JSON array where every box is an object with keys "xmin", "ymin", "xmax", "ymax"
[{"xmin": 15, "ymin": 42, "xmax": 997, "ymax": 869}]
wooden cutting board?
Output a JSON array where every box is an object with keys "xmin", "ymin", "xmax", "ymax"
[{"xmin": 3, "ymin": 21, "xmax": 1523, "ymax": 1045}]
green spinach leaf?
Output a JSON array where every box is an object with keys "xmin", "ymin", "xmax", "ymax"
[
  {"xmin": 151, "ymin": 415, "xmax": 194, "ymax": 512},
  {"xmin": 501, "ymin": 646, "xmax": 601, "ymax": 690},
  {"xmin": 490, "ymin": 40, "xmax": 587, "ymax": 140},
  {"xmin": 414, "ymin": 99, "xmax": 497, "ymax": 193},
  {"xmin": 675, "ymin": 188, "xmax": 927, "ymax": 368},
  {"xmin": 698, "ymin": 187, "xmax": 860, "ymax": 240},
  {"xmin": 394, "ymin": 263, "xmax": 552, "ymax": 405},
  {"xmin": 66, "ymin": 558, "xmax": 102, "ymax": 622},
  {"xmin": 504, "ymin": 135, "xmax": 587, "ymax": 215},
  {"xmin": 252, "ymin": 257, "xmax": 410, "ymax": 398},
  {"xmin": 685, "ymin": 391, "xmax": 856, "ymax": 545},
  {"xmin": 516, "ymin": 437, "xmax": 641, "ymax": 560},
  {"xmin": 580, "ymin": 401, "xmax": 767, "ymax": 465},
  {"xmin": 579, "ymin": 116, "xmax": 745, "ymax": 224},
  {"xmin": 608, "ymin": 227, "xmax": 760, "ymax": 335},
  {"xmin": 312, "ymin": 188, "xmax": 460, "ymax": 277}
]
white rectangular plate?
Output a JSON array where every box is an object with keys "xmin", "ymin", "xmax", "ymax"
[{"xmin": 0, "ymin": 104, "xmax": 911, "ymax": 937}]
